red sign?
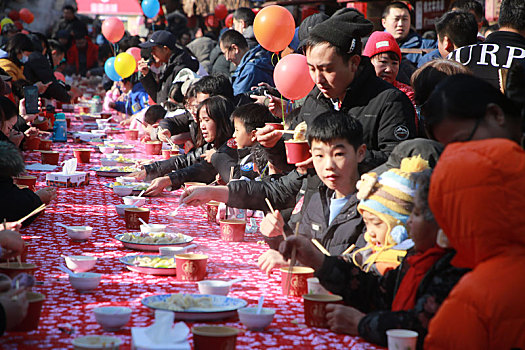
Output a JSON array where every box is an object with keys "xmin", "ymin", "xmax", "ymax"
[
  {"xmin": 77, "ymin": 0, "xmax": 143, "ymax": 16},
  {"xmin": 415, "ymin": 0, "xmax": 449, "ymax": 30}
]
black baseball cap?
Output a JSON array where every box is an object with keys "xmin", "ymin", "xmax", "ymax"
[{"xmin": 139, "ymin": 30, "xmax": 177, "ymax": 51}]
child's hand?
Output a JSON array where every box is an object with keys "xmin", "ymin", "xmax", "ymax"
[
  {"xmin": 157, "ymin": 128, "xmax": 171, "ymax": 142},
  {"xmin": 325, "ymin": 304, "xmax": 365, "ymax": 335},
  {"xmin": 279, "ymin": 235, "xmax": 325, "ymax": 271},
  {"xmin": 260, "ymin": 210, "xmax": 285, "ymax": 238},
  {"xmin": 257, "ymin": 249, "xmax": 288, "ymax": 276}
]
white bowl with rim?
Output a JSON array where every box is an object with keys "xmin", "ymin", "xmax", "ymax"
[
  {"xmin": 99, "ymin": 145, "xmax": 115, "ymax": 154},
  {"xmin": 140, "ymin": 224, "xmax": 166, "ymax": 233},
  {"xmin": 123, "ymin": 196, "xmax": 145, "ymax": 206},
  {"xmin": 237, "ymin": 307, "xmax": 275, "ymax": 330},
  {"xmin": 197, "ymin": 280, "xmax": 231, "ymax": 296},
  {"xmin": 64, "ymin": 255, "xmax": 97, "ymax": 273},
  {"xmin": 113, "ymin": 185, "xmax": 134, "ymax": 197},
  {"xmin": 93, "ymin": 306, "xmax": 131, "ymax": 331},
  {"xmin": 66, "ymin": 226, "xmax": 93, "ymax": 241},
  {"xmin": 72, "ymin": 335, "xmax": 122, "ymax": 349},
  {"xmin": 69, "ymin": 272, "xmax": 101, "ymax": 293}
]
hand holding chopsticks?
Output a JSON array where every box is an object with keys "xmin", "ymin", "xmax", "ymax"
[{"xmin": 15, "ymin": 203, "xmax": 46, "ymax": 225}]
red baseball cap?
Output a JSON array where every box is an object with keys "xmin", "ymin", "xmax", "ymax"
[{"xmin": 363, "ymin": 31, "xmax": 402, "ymax": 61}]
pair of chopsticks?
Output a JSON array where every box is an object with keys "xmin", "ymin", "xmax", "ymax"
[
  {"xmin": 16, "ymin": 203, "xmax": 46, "ymax": 225},
  {"xmin": 310, "ymin": 239, "xmax": 355, "ymax": 256}
]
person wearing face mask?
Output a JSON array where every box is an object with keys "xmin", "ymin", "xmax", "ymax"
[{"xmin": 0, "ymin": 33, "xmax": 33, "ymax": 82}]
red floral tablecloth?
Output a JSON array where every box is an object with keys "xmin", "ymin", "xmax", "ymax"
[{"xmin": 2, "ymin": 117, "xmax": 382, "ymax": 350}]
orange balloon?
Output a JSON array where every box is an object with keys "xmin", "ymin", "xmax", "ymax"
[
  {"xmin": 253, "ymin": 5, "xmax": 295, "ymax": 53},
  {"xmin": 19, "ymin": 8, "xmax": 34, "ymax": 24}
]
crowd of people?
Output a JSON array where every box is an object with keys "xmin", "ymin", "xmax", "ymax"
[{"xmin": 1, "ymin": 0, "xmax": 524, "ymax": 347}]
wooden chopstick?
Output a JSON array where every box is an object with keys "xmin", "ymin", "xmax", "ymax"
[
  {"xmin": 341, "ymin": 244, "xmax": 356, "ymax": 256},
  {"xmin": 286, "ymin": 222, "xmax": 300, "ymax": 296},
  {"xmin": 311, "ymin": 238, "xmax": 331, "ymax": 256},
  {"xmin": 265, "ymin": 198, "xmax": 287, "ymax": 240},
  {"xmin": 16, "ymin": 203, "xmax": 46, "ymax": 224}
]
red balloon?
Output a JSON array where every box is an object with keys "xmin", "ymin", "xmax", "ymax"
[
  {"xmin": 225, "ymin": 13, "xmax": 234, "ymax": 28},
  {"xmin": 8, "ymin": 10, "xmax": 20, "ymax": 21},
  {"xmin": 252, "ymin": 8, "xmax": 260, "ymax": 15},
  {"xmin": 14, "ymin": 21, "xmax": 23, "ymax": 30},
  {"xmin": 205, "ymin": 15, "xmax": 219, "ymax": 28},
  {"xmin": 102, "ymin": 17, "xmax": 125, "ymax": 44},
  {"xmin": 253, "ymin": 6, "xmax": 295, "ymax": 53},
  {"xmin": 126, "ymin": 47, "xmax": 141, "ymax": 72},
  {"xmin": 19, "ymin": 8, "xmax": 34, "ymax": 24},
  {"xmin": 215, "ymin": 4, "xmax": 228, "ymax": 20},
  {"xmin": 54, "ymin": 71, "xmax": 65, "ymax": 82},
  {"xmin": 273, "ymin": 54, "xmax": 315, "ymax": 101}
]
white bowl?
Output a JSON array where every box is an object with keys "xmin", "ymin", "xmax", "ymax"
[
  {"xmin": 100, "ymin": 158, "xmax": 118, "ymax": 166},
  {"xmin": 115, "ymin": 204, "xmax": 137, "ymax": 217},
  {"xmin": 140, "ymin": 224, "xmax": 166, "ymax": 233},
  {"xmin": 123, "ymin": 196, "xmax": 145, "ymax": 206},
  {"xmin": 104, "ymin": 139, "xmax": 124, "ymax": 145},
  {"xmin": 99, "ymin": 145, "xmax": 115, "ymax": 154},
  {"xmin": 72, "ymin": 335, "xmax": 122, "ymax": 350},
  {"xmin": 66, "ymin": 226, "xmax": 93, "ymax": 241},
  {"xmin": 64, "ymin": 255, "xmax": 97, "ymax": 273},
  {"xmin": 113, "ymin": 185, "xmax": 134, "ymax": 197},
  {"xmin": 69, "ymin": 272, "xmax": 102, "ymax": 293},
  {"xmin": 93, "ymin": 306, "xmax": 132, "ymax": 331},
  {"xmin": 197, "ymin": 280, "xmax": 231, "ymax": 296},
  {"xmin": 237, "ymin": 307, "xmax": 275, "ymax": 330},
  {"xmin": 116, "ymin": 176, "xmax": 135, "ymax": 183},
  {"xmin": 159, "ymin": 246, "xmax": 189, "ymax": 257}
]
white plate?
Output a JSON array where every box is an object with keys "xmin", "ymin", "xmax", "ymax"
[
  {"xmin": 119, "ymin": 255, "xmax": 176, "ymax": 276},
  {"xmin": 115, "ymin": 233, "xmax": 194, "ymax": 252},
  {"xmin": 141, "ymin": 294, "xmax": 247, "ymax": 321}
]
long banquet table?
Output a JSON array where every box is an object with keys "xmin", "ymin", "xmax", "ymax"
[{"xmin": 2, "ymin": 114, "xmax": 381, "ymax": 350}]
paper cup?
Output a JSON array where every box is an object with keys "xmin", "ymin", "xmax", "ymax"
[
  {"xmin": 162, "ymin": 149, "xmax": 180, "ymax": 159},
  {"xmin": 124, "ymin": 207, "xmax": 150, "ymax": 230},
  {"xmin": 23, "ymin": 137, "xmax": 41, "ymax": 151},
  {"xmin": 175, "ymin": 253, "xmax": 208, "ymax": 281},
  {"xmin": 145, "ymin": 141, "xmax": 162, "ymax": 155},
  {"xmin": 266, "ymin": 122, "xmax": 284, "ymax": 130},
  {"xmin": 219, "ymin": 219, "xmax": 246, "ymax": 242},
  {"xmin": 125, "ymin": 129, "xmax": 139, "ymax": 140},
  {"xmin": 11, "ymin": 292, "xmax": 45, "ymax": 331},
  {"xmin": 307, "ymin": 277, "xmax": 330, "ymax": 295},
  {"xmin": 206, "ymin": 201, "xmax": 220, "ymax": 224},
  {"xmin": 192, "ymin": 326, "xmax": 239, "ymax": 350},
  {"xmin": 284, "ymin": 141, "xmax": 310, "ymax": 164},
  {"xmin": 14, "ymin": 176, "xmax": 37, "ymax": 191},
  {"xmin": 73, "ymin": 149, "xmax": 93, "ymax": 163},
  {"xmin": 303, "ymin": 294, "xmax": 343, "ymax": 328},
  {"xmin": 40, "ymin": 151, "xmax": 60, "ymax": 165},
  {"xmin": 39, "ymin": 139, "xmax": 52, "ymax": 150},
  {"xmin": 386, "ymin": 329, "xmax": 418, "ymax": 350},
  {"xmin": 280, "ymin": 266, "xmax": 314, "ymax": 297}
]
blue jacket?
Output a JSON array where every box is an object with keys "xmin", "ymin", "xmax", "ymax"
[
  {"xmin": 399, "ymin": 31, "xmax": 437, "ymax": 66},
  {"xmin": 417, "ymin": 49, "xmax": 442, "ymax": 68},
  {"xmin": 232, "ymin": 45, "xmax": 275, "ymax": 96},
  {"xmin": 114, "ymin": 82, "xmax": 149, "ymax": 115}
]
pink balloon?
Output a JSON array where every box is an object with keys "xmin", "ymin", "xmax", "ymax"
[
  {"xmin": 273, "ymin": 54, "xmax": 315, "ymax": 101},
  {"xmin": 126, "ymin": 47, "xmax": 141, "ymax": 72},
  {"xmin": 54, "ymin": 71, "xmax": 65, "ymax": 82},
  {"xmin": 102, "ymin": 17, "xmax": 125, "ymax": 43}
]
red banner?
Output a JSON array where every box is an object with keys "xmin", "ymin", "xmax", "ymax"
[{"xmin": 77, "ymin": 0, "xmax": 143, "ymax": 16}]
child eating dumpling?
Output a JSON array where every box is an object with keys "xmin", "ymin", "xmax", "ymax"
[{"xmin": 351, "ymin": 155, "xmax": 429, "ymax": 275}]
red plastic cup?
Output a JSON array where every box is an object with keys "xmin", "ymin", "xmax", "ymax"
[
  {"xmin": 175, "ymin": 253, "xmax": 208, "ymax": 281},
  {"xmin": 40, "ymin": 151, "xmax": 60, "ymax": 165},
  {"xmin": 65, "ymin": 117, "xmax": 71, "ymax": 128},
  {"xmin": 162, "ymin": 149, "xmax": 180, "ymax": 159},
  {"xmin": 39, "ymin": 139, "xmax": 52, "ymax": 150},
  {"xmin": 219, "ymin": 219, "xmax": 246, "ymax": 242},
  {"xmin": 284, "ymin": 141, "xmax": 310, "ymax": 164},
  {"xmin": 124, "ymin": 208, "xmax": 150, "ymax": 230},
  {"xmin": 14, "ymin": 176, "xmax": 37, "ymax": 191},
  {"xmin": 73, "ymin": 149, "xmax": 93, "ymax": 163},
  {"xmin": 303, "ymin": 294, "xmax": 343, "ymax": 328},
  {"xmin": 266, "ymin": 122, "xmax": 284, "ymax": 130},
  {"xmin": 145, "ymin": 141, "xmax": 162, "ymax": 155},
  {"xmin": 280, "ymin": 266, "xmax": 314, "ymax": 297},
  {"xmin": 23, "ymin": 137, "xmax": 41, "ymax": 151},
  {"xmin": 192, "ymin": 326, "xmax": 239, "ymax": 350},
  {"xmin": 125, "ymin": 129, "xmax": 139, "ymax": 140},
  {"xmin": 11, "ymin": 292, "xmax": 45, "ymax": 331}
]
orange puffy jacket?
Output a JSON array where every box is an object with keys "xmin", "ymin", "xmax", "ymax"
[{"xmin": 425, "ymin": 138, "xmax": 525, "ymax": 349}]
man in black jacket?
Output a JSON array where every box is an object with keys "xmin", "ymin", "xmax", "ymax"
[
  {"xmin": 449, "ymin": 0, "xmax": 525, "ymax": 88},
  {"xmin": 258, "ymin": 8, "xmax": 416, "ymax": 174},
  {"xmin": 138, "ymin": 30, "xmax": 199, "ymax": 104}
]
